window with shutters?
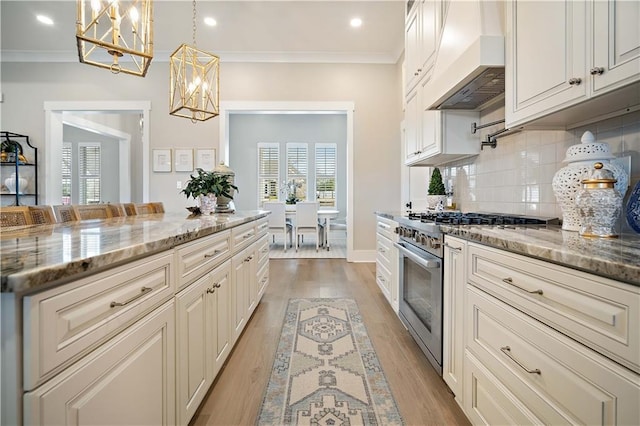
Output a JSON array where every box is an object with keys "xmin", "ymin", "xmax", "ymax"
[
  {"xmin": 257, "ymin": 143, "xmax": 279, "ymax": 206},
  {"xmin": 62, "ymin": 143, "xmax": 72, "ymax": 205},
  {"xmin": 286, "ymin": 143, "xmax": 308, "ymax": 202},
  {"xmin": 78, "ymin": 143, "xmax": 101, "ymax": 204},
  {"xmin": 315, "ymin": 144, "xmax": 337, "ymax": 207}
]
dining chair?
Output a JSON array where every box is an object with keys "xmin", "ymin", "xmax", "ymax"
[
  {"xmin": 123, "ymin": 203, "xmax": 137, "ymax": 216},
  {"xmin": 149, "ymin": 202, "xmax": 165, "ymax": 213},
  {"xmin": 28, "ymin": 205, "xmax": 56, "ymax": 225},
  {"xmin": 74, "ymin": 204, "xmax": 114, "ymax": 220},
  {"xmin": 134, "ymin": 203, "xmax": 156, "ymax": 214},
  {"xmin": 0, "ymin": 206, "xmax": 33, "ymax": 227},
  {"xmin": 106, "ymin": 203, "xmax": 127, "ymax": 217},
  {"xmin": 53, "ymin": 205, "xmax": 79, "ymax": 223},
  {"xmin": 264, "ymin": 202, "xmax": 293, "ymax": 251},
  {"xmin": 295, "ymin": 201, "xmax": 324, "ymax": 252}
]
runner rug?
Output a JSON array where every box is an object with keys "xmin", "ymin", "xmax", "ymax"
[{"xmin": 257, "ymin": 298, "xmax": 403, "ymax": 425}]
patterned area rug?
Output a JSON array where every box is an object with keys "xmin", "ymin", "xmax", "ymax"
[{"xmin": 257, "ymin": 298, "xmax": 403, "ymax": 425}]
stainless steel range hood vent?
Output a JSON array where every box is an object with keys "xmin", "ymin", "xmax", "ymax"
[{"xmin": 435, "ymin": 67, "xmax": 505, "ymax": 110}]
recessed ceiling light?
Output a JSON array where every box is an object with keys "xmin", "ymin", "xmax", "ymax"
[
  {"xmin": 204, "ymin": 17, "xmax": 217, "ymax": 27},
  {"xmin": 350, "ymin": 17, "xmax": 362, "ymax": 28},
  {"xmin": 36, "ymin": 14, "xmax": 54, "ymax": 25}
]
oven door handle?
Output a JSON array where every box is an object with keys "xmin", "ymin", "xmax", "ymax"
[{"xmin": 394, "ymin": 242, "xmax": 441, "ymax": 269}]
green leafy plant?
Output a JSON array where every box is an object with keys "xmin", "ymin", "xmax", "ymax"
[
  {"xmin": 428, "ymin": 167, "xmax": 446, "ymax": 195},
  {"xmin": 285, "ymin": 193, "xmax": 299, "ymax": 205},
  {"xmin": 181, "ymin": 168, "xmax": 238, "ymax": 200}
]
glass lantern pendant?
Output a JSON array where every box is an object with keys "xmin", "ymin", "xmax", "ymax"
[
  {"xmin": 76, "ymin": 0, "xmax": 154, "ymax": 77},
  {"xmin": 169, "ymin": 0, "xmax": 220, "ymax": 122}
]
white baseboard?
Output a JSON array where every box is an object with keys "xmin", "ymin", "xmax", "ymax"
[{"xmin": 347, "ymin": 250, "xmax": 376, "ymax": 263}]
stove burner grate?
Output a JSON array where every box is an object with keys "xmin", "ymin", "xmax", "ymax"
[{"xmin": 407, "ymin": 211, "xmax": 558, "ymax": 226}]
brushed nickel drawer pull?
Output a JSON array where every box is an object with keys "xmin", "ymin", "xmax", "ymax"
[
  {"xmin": 206, "ymin": 287, "xmax": 216, "ymax": 294},
  {"xmin": 502, "ymin": 277, "xmax": 543, "ymax": 295},
  {"xmin": 204, "ymin": 249, "xmax": 221, "ymax": 258},
  {"xmin": 242, "ymin": 233, "xmax": 254, "ymax": 239},
  {"xmin": 444, "ymin": 243, "xmax": 462, "ymax": 251},
  {"xmin": 110, "ymin": 287, "xmax": 152, "ymax": 308},
  {"xmin": 500, "ymin": 346, "xmax": 541, "ymax": 375}
]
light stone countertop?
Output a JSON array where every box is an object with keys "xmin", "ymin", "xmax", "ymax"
[
  {"xmin": 0, "ymin": 211, "xmax": 269, "ymax": 294},
  {"xmin": 374, "ymin": 212, "xmax": 640, "ymax": 287}
]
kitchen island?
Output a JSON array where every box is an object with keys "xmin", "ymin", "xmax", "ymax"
[{"xmin": 1, "ymin": 211, "xmax": 270, "ymax": 425}]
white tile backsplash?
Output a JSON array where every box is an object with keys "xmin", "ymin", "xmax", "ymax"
[{"xmin": 434, "ymin": 109, "xmax": 640, "ymax": 233}]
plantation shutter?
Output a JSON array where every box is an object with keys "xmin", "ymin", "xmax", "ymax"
[
  {"xmin": 62, "ymin": 143, "xmax": 72, "ymax": 205},
  {"xmin": 315, "ymin": 144, "xmax": 337, "ymax": 207},
  {"xmin": 79, "ymin": 143, "xmax": 101, "ymax": 204},
  {"xmin": 257, "ymin": 143, "xmax": 279, "ymax": 206},
  {"xmin": 286, "ymin": 143, "xmax": 308, "ymax": 201}
]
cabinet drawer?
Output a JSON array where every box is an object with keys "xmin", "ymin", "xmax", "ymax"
[
  {"xmin": 231, "ymin": 221, "xmax": 257, "ymax": 251},
  {"xmin": 24, "ymin": 300, "xmax": 176, "ymax": 426},
  {"xmin": 256, "ymin": 234, "xmax": 269, "ymax": 270},
  {"xmin": 466, "ymin": 285, "xmax": 640, "ymax": 425},
  {"xmin": 376, "ymin": 259, "xmax": 392, "ymax": 295},
  {"xmin": 176, "ymin": 230, "xmax": 231, "ymax": 289},
  {"xmin": 23, "ymin": 252, "xmax": 175, "ymax": 391},
  {"xmin": 257, "ymin": 261, "xmax": 269, "ymax": 300},
  {"xmin": 467, "ymin": 243, "xmax": 640, "ymax": 373},
  {"xmin": 256, "ymin": 217, "xmax": 269, "ymax": 238},
  {"xmin": 376, "ymin": 234, "xmax": 394, "ymax": 270},
  {"xmin": 376, "ymin": 216, "xmax": 397, "ymax": 241}
]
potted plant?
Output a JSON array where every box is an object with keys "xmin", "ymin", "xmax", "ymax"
[
  {"xmin": 181, "ymin": 168, "xmax": 238, "ymax": 214},
  {"xmin": 427, "ymin": 167, "xmax": 447, "ymax": 210}
]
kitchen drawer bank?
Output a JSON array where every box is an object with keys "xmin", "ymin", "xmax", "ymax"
[{"xmin": 0, "ymin": 211, "xmax": 269, "ymax": 426}]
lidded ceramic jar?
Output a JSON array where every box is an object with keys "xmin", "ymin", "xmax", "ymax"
[
  {"xmin": 552, "ymin": 131, "xmax": 628, "ymax": 231},
  {"xmin": 575, "ymin": 162, "xmax": 622, "ymax": 238}
]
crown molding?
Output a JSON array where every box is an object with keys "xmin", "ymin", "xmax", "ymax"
[{"xmin": 2, "ymin": 49, "xmax": 402, "ymax": 65}]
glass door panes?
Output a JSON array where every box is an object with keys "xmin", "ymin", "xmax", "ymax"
[
  {"xmin": 257, "ymin": 143, "xmax": 279, "ymax": 206},
  {"xmin": 315, "ymin": 143, "xmax": 336, "ymax": 207}
]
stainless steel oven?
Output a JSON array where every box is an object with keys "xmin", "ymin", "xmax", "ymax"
[{"xmin": 395, "ymin": 223, "xmax": 444, "ymax": 375}]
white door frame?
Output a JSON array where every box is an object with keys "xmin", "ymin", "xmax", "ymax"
[
  {"xmin": 219, "ymin": 101, "xmax": 355, "ymax": 261},
  {"xmin": 44, "ymin": 100, "xmax": 151, "ymax": 205}
]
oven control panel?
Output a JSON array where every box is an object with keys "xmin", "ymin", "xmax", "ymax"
[{"xmin": 397, "ymin": 225, "xmax": 443, "ymax": 258}]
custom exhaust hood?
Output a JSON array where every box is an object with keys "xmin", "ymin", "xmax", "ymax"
[{"xmin": 424, "ymin": 0, "xmax": 505, "ymax": 111}]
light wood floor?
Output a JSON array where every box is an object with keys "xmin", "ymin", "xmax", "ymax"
[{"xmin": 191, "ymin": 259, "xmax": 470, "ymax": 426}]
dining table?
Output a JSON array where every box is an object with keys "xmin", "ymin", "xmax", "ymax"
[{"xmin": 285, "ymin": 205, "xmax": 340, "ymax": 250}]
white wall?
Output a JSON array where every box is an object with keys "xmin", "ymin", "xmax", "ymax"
[{"xmin": 1, "ymin": 61, "xmax": 402, "ymax": 252}]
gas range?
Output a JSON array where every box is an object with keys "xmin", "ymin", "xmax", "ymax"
[{"xmin": 396, "ymin": 212, "xmax": 560, "ymax": 258}]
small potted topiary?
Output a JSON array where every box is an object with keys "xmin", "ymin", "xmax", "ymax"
[{"xmin": 426, "ymin": 167, "xmax": 447, "ymax": 210}]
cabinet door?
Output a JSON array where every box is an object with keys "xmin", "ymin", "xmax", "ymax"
[
  {"xmin": 247, "ymin": 245, "xmax": 258, "ymax": 316},
  {"xmin": 405, "ymin": 8, "xmax": 421, "ymax": 93},
  {"xmin": 419, "ymin": 0, "xmax": 438, "ymax": 73},
  {"xmin": 404, "ymin": 89, "xmax": 421, "ymax": 164},
  {"xmin": 592, "ymin": 0, "xmax": 640, "ymax": 94},
  {"xmin": 176, "ymin": 274, "xmax": 211, "ymax": 425},
  {"xmin": 210, "ymin": 260, "xmax": 231, "ymax": 378},
  {"xmin": 24, "ymin": 301, "xmax": 175, "ymax": 426},
  {"xmin": 442, "ymin": 236, "xmax": 466, "ymax": 405},
  {"xmin": 231, "ymin": 248, "xmax": 248, "ymax": 341},
  {"xmin": 505, "ymin": 0, "xmax": 587, "ymax": 127}
]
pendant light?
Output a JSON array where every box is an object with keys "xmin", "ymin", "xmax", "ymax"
[
  {"xmin": 76, "ymin": 0, "xmax": 154, "ymax": 77},
  {"xmin": 169, "ymin": 0, "xmax": 220, "ymax": 122}
]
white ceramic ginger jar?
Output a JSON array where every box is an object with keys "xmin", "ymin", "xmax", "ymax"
[
  {"xmin": 552, "ymin": 131, "xmax": 629, "ymax": 231},
  {"xmin": 4, "ymin": 173, "xmax": 28, "ymax": 194}
]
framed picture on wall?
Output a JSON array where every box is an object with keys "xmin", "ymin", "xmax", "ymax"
[
  {"xmin": 195, "ymin": 149, "xmax": 216, "ymax": 171},
  {"xmin": 174, "ymin": 148, "xmax": 194, "ymax": 172},
  {"xmin": 152, "ymin": 149, "xmax": 172, "ymax": 172}
]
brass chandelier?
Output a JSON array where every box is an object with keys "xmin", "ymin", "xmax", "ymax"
[
  {"xmin": 169, "ymin": 0, "xmax": 220, "ymax": 122},
  {"xmin": 76, "ymin": 0, "xmax": 153, "ymax": 77}
]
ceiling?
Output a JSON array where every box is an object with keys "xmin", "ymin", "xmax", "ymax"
[{"xmin": 1, "ymin": 0, "xmax": 405, "ymax": 64}]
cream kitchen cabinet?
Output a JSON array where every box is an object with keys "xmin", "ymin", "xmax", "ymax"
[
  {"xmin": 175, "ymin": 259, "xmax": 231, "ymax": 425},
  {"xmin": 462, "ymin": 241, "xmax": 640, "ymax": 425},
  {"xmin": 442, "ymin": 235, "xmax": 466, "ymax": 407},
  {"xmin": 375, "ymin": 216, "xmax": 399, "ymax": 312},
  {"xmin": 505, "ymin": 0, "xmax": 640, "ymax": 129},
  {"xmin": 256, "ymin": 234, "xmax": 270, "ymax": 300},
  {"xmin": 405, "ymin": 81, "xmax": 480, "ymax": 167},
  {"xmin": 405, "ymin": 0, "xmax": 440, "ymax": 94},
  {"xmin": 231, "ymin": 244, "xmax": 255, "ymax": 342},
  {"xmin": 24, "ymin": 300, "xmax": 176, "ymax": 426}
]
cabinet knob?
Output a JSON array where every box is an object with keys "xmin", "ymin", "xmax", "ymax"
[
  {"xmin": 568, "ymin": 77, "xmax": 582, "ymax": 86},
  {"xmin": 206, "ymin": 287, "xmax": 216, "ymax": 294},
  {"xmin": 590, "ymin": 67, "xmax": 604, "ymax": 75},
  {"xmin": 414, "ymin": 72, "xmax": 419, "ymax": 76}
]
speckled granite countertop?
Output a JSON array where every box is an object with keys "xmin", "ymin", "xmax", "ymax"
[
  {"xmin": 375, "ymin": 212, "xmax": 640, "ymax": 287},
  {"xmin": 0, "ymin": 211, "xmax": 268, "ymax": 294}
]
